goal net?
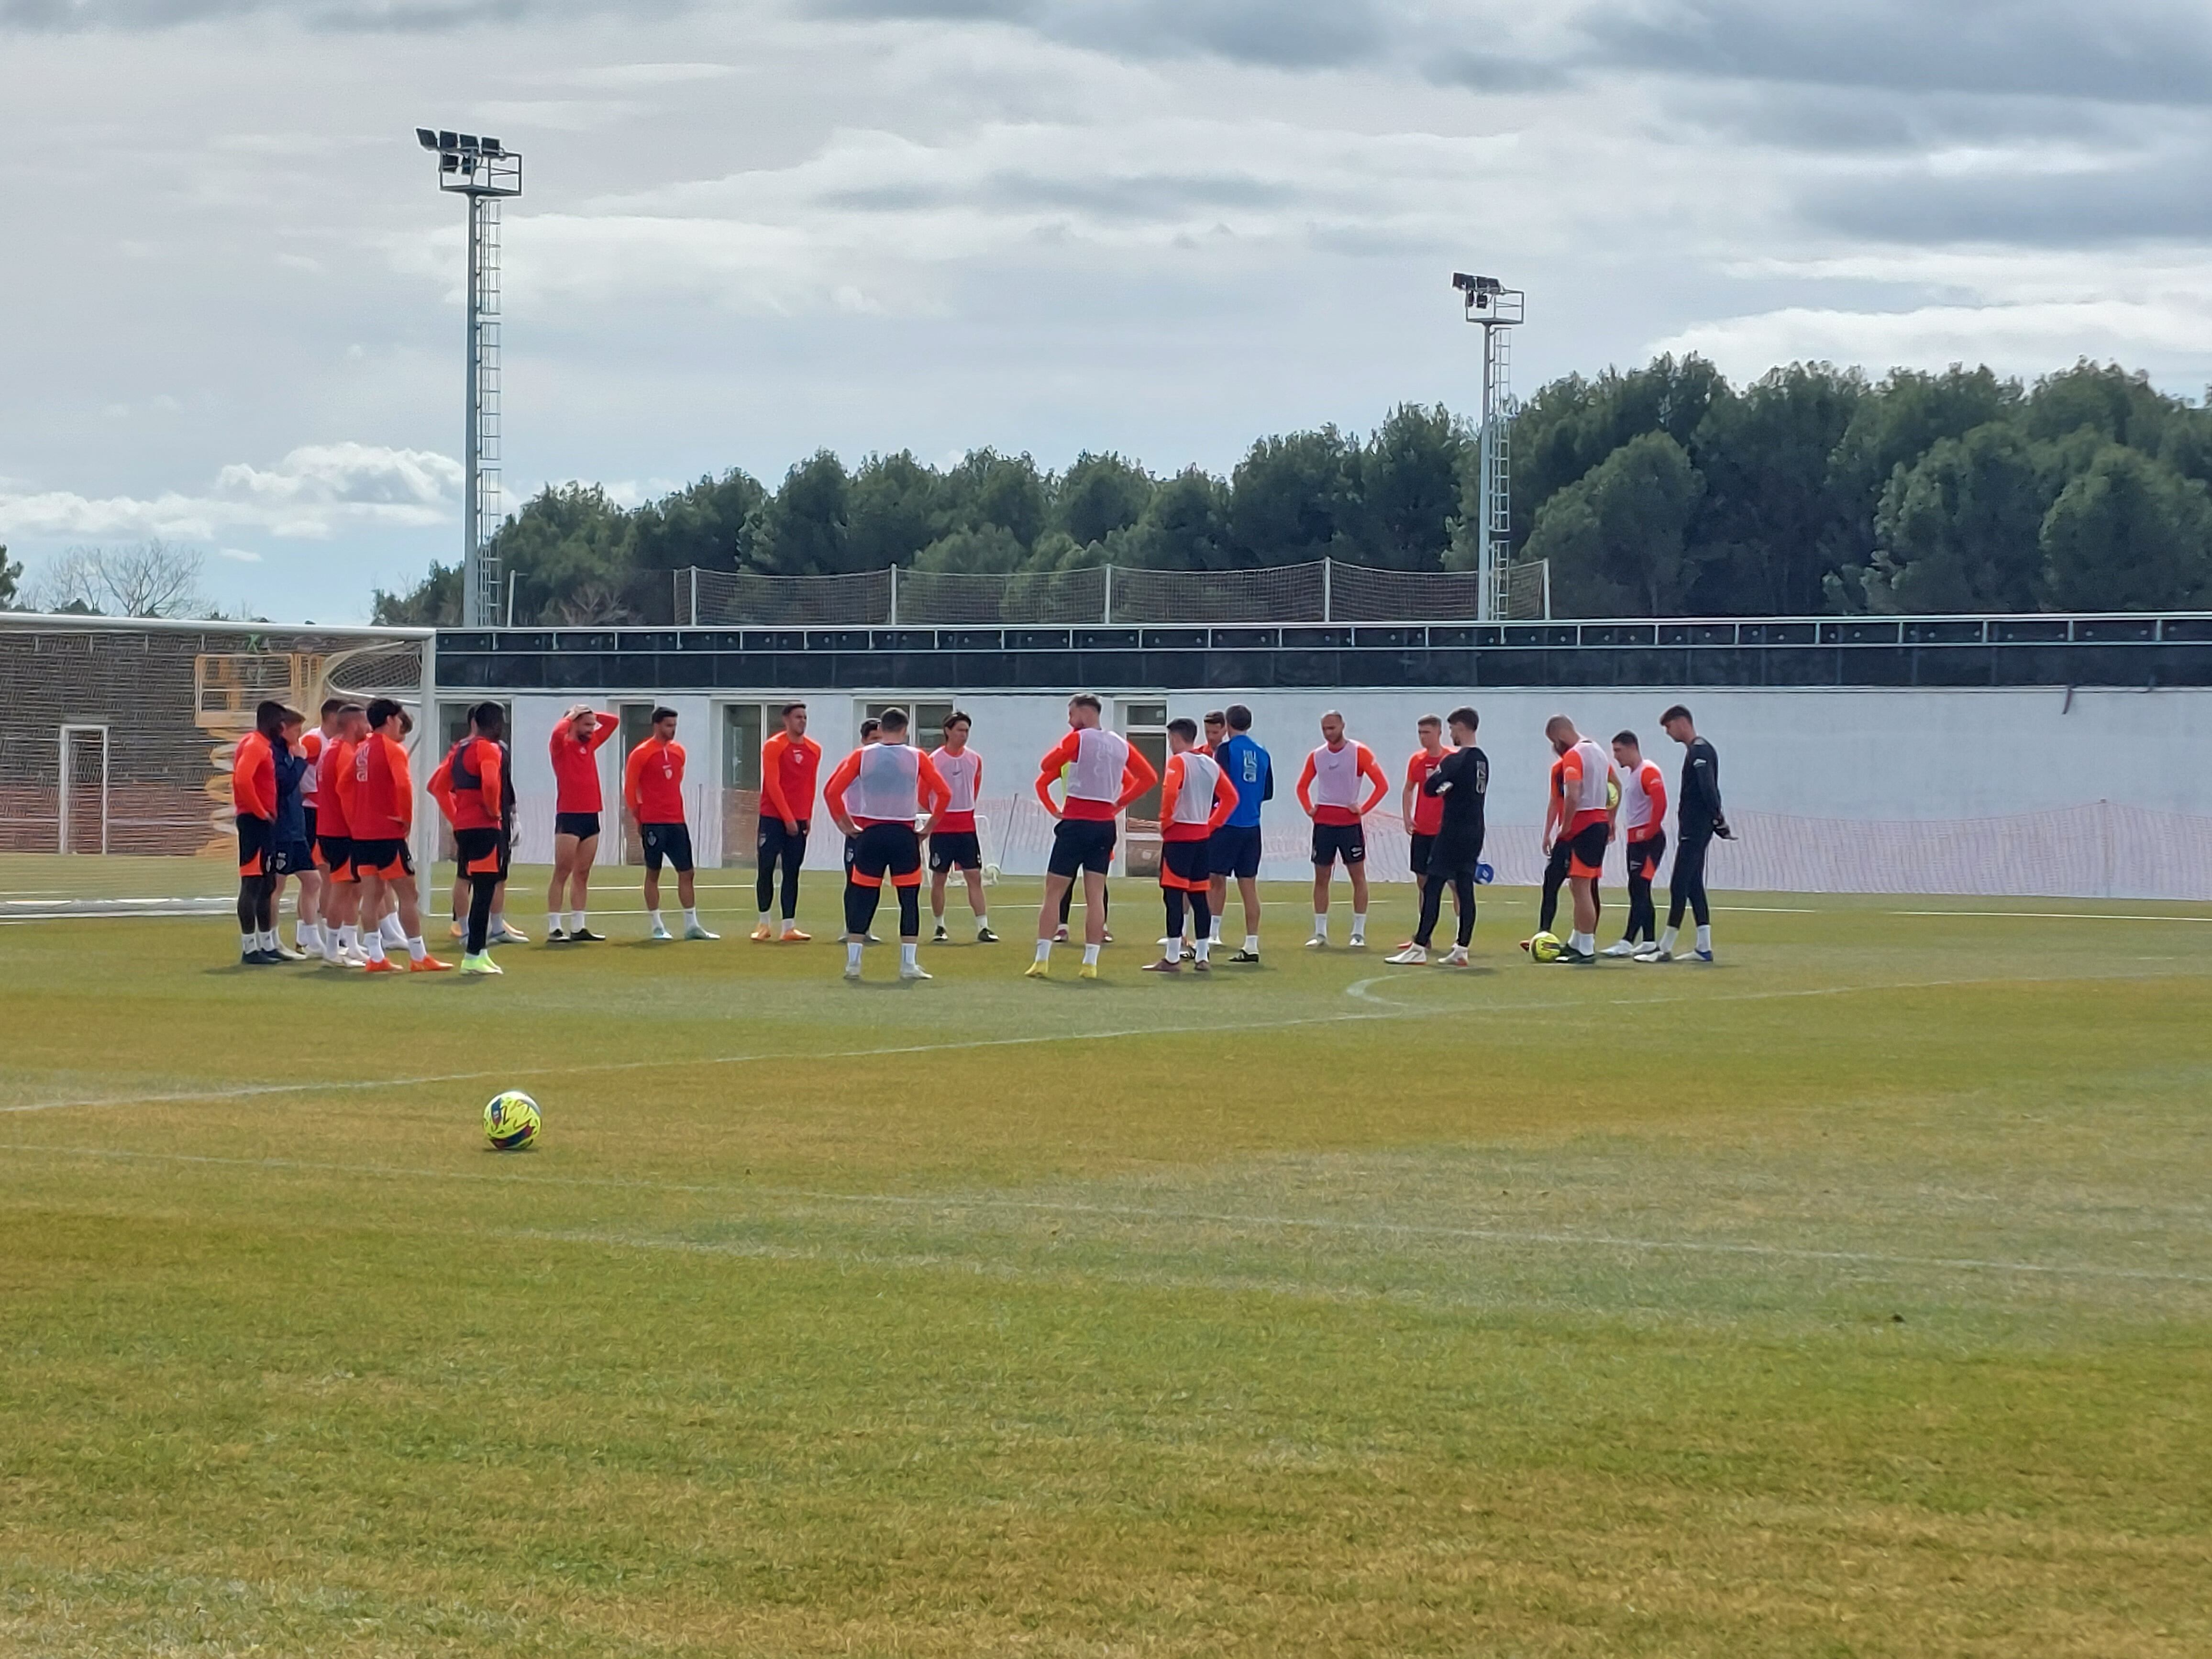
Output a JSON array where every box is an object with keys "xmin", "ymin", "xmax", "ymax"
[{"xmin": 0, "ymin": 615, "xmax": 433, "ymax": 899}]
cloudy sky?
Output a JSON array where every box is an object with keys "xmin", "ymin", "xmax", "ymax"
[{"xmin": 3, "ymin": 0, "xmax": 2210, "ymax": 621}]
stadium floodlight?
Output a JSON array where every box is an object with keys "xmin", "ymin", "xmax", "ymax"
[
  {"xmin": 414, "ymin": 126, "xmax": 524, "ymax": 629},
  {"xmin": 1454, "ymin": 272, "xmax": 1526, "ymax": 621}
]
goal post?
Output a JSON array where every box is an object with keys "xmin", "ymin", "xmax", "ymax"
[{"xmin": 0, "ymin": 613, "xmax": 436, "ymax": 896}]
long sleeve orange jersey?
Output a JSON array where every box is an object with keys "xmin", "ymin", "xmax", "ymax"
[
  {"xmin": 822, "ymin": 744, "xmax": 951, "ymax": 827},
  {"xmin": 1034, "ymin": 729, "xmax": 1158, "ymax": 820},
  {"xmin": 1157, "ymin": 752, "xmax": 1239, "ymax": 841},
  {"xmin": 345, "ymin": 732, "xmax": 413, "ymax": 840},
  {"xmin": 760, "ymin": 731, "xmax": 824, "ymax": 829},
  {"xmin": 430, "ymin": 737, "xmax": 503, "ymax": 831},
  {"xmin": 550, "ymin": 712, "xmax": 618, "ymax": 813},
  {"xmin": 624, "ymin": 737, "xmax": 687, "ymax": 823},
  {"xmin": 232, "ymin": 731, "xmax": 277, "ymax": 820},
  {"xmin": 1296, "ymin": 741, "xmax": 1389, "ymax": 825}
]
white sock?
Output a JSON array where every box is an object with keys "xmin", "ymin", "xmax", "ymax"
[
  {"xmin": 321, "ymin": 928, "xmax": 343, "ymax": 961},
  {"xmin": 1351, "ymin": 911, "xmax": 1367, "ymax": 938},
  {"xmin": 378, "ymin": 914, "xmax": 405, "ymax": 946},
  {"xmin": 1571, "ymin": 930, "xmax": 1594, "ymax": 953},
  {"xmin": 338, "ymin": 924, "xmax": 357, "ymax": 952},
  {"xmin": 297, "ymin": 921, "xmax": 319, "ymax": 951},
  {"xmin": 976, "ymin": 912, "xmax": 989, "ymax": 929},
  {"xmin": 1194, "ymin": 937, "xmax": 1210, "ymax": 963},
  {"xmin": 1244, "ymin": 934, "xmax": 1259, "ymax": 952},
  {"xmin": 1082, "ymin": 943, "xmax": 1101, "ymax": 964},
  {"xmin": 781, "ymin": 918, "xmax": 800, "ymax": 937},
  {"xmin": 846, "ymin": 940, "xmax": 864, "ymax": 971},
  {"xmin": 1313, "ymin": 914, "xmax": 1328, "ymax": 938},
  {"xmin": 758, "ymin": 910, "xmax": 772, "ymax": 927},
  {"xmin": 684, "ymin": 907, "xmax": 700, "ymax": 929},
  {"xmin": 570, "ymin": 910, "xmax": 586, "ymax": 931},
  {"xmin": 1658, "ymin": 927, "xmax": 1678, "ymax": 952},
  {"xmin": 1696, "ymin": 925, "xmax": 1712, "ymax": 951},
  {"xmin": 407, "ymin": 935, "xmax": 427, "ymax": 962},
  {"xmin": 650, "ymin": 909, "xmax": 665, "ymax": 932},
  {"xmin": 258, "ymin": 930, "xmax": 278, "ymax": 952},
  {"xmin": 900, "ymin": 942, "xmax": 918, "ymax": 969},
  {"xmin": 364, "ymin": 933, "xmax": 387, "ymax": 963},
  {"xmin": 1034, "ymin": 939, "xmax": 1052, "ymax": 962},
  {"xmin": 240, "ymin": 931, "xmax": 257, "ymax": 953}
]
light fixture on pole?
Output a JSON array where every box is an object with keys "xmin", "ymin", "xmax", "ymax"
[
  {"xmin": 1452, "ymin": 272, "xmax": 1525, "ymax": 623},
  {"xmin": 416, "ymin": 128, "xmax": 523, "ymax": 629}
]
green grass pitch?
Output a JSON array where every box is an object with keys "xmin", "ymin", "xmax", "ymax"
[{"xmin": 3, "ymin": 855, "xmax": 2209, "ymax": 1656}]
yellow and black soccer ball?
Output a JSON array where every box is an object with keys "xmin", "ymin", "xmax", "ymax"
[{"xmin": 483, "ymin": 1090, "xmax": 541, "ymax": 1151}]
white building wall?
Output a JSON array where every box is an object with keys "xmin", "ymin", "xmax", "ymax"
[{"xmin": 484, "ymin": 684, "xmax": 2212, "ymax": 900}]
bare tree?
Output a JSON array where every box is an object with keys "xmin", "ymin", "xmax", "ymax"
[{"xmin": 33, "ymin": 540, "xmax": 209, "ymax": 618}]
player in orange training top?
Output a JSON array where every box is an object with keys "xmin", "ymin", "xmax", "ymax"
[
  {"xmin": 625, "ymin": 706, "xmax": 715, "ymax": 940},
  {"xmin": 754, "ymin": 701, "xmax": 822, "ymax": 942},
  {"xmin": 430, "ymin": 700, "xmax": 512, "ymax": 975},
  {"xmin": 822, "ymin": 706, "xmax": 950, "ymax": 981},
  {"xmin": 230, "ymin": 698, "xmax": 284, "ymax": 964},
  {"xmin": 1296, "ymin": 710, "xmax": 1389, "ymax": 949},
  {"xmin": 548, "ymin": 702, "xmax": 618, "ymax": 943},
  {"xmin": 1141, "ymin": 717, "xmax": 1238, "ymax": 974},
  {"xmin": 346, "ymin": 697, "xmax": 446, "ymax": 973},
  {"xmin": 928, "ymin": 709, "xmax": 995, "ymax": 944}
]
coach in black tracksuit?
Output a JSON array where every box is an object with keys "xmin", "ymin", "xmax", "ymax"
[
  {"xmin": 1659, "ymin": 702, "xmax": 1730, "ymax": 949},
  {"xmin": 1406, "ymin": 706, "xmax": 1488, "ymax": 957}
]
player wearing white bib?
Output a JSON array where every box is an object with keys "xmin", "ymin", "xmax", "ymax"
[
  {"xmin": 1029, "ymin": 694, "xmax": 1157, "ymax": 980},
  {"xmin": 1541, "ymin": 714, "xmax": 1618, "ymax": 965},
  {"xmin": 1602, "ymin": 730, "xmax": 1670, "ymax": 956},
  {"xmin": 822, "ymin": 707, "xmax": 951, "ymax": 982},
  {"xmin": 1295, "ymin": 710, "xmax": 1389, "ymax": 948},
  {"xmin": 1143, "ymin": 718, "xmax": 1239, "ymax": 974},
  {"xmin": 928, "ymin": 711, "xmax": 996, "ymax": 943}
]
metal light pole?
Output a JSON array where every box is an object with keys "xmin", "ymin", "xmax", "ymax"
[
  {"xmin": 1453, "ymin": 273, "xmax": 1525, "ymax": 622},
  {"xmin": 416, "ymin": 129, "xmax": 523, "ymax": 628}
]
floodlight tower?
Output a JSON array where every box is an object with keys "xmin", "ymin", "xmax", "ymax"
[
  {"xmin": 1452, "ymin": 273, "xmax": 1525, "ymax": 622},
  {"xmin": 416, "ymin": 128, "xmax": 523, "ymax": 628}
]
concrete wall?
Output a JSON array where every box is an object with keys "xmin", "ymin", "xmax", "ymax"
[{"xmin": 493, "ymin": 684, "xmax": 2212, "ymax": 900}]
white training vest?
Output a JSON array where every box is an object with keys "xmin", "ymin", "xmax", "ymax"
[
  {"xmin": 931, "ymin": 747, "xmax": 981, "ymax": 814},
  {"xmin": 1063, "ymin": 727, "xmax": 1130, "ymax": 803},
  {"xmin": 1308, "ymin": 741, "xmax": 1368, "ymax": 811},
  {"xmin": 1170, "ymin": 751, "xmax": 1223, "ymax": 826},
  {"xmin": 1567, "ymin": 738, "xmax": 1612, "ymax": 816},
  {"xmin": 1620, "ymin": 759, "xmax": 1660, "ymax": 835},
  {"xmin": 846, "ymin": 743, "xmax": 921, "ymax": 822}
]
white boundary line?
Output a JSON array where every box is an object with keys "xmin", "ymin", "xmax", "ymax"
[
  {"xmin": 2, "ymin": 966, "xmax": 2190, "ymax": 1118},
  {"xmin": 7, "ymin": 1140, "xmax": 2205, "ymax": 1288}
]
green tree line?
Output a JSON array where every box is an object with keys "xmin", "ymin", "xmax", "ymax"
[{"xmin": 373, "ymin": 359, "xmax": 2212, "ymax": 625}]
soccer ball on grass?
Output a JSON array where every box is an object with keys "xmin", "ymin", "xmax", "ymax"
[
  {"xmin": 484, "ymin": 1090, "xmax": 541, "ymax": 1151},
  {"xmin": 1526, "ymin": 931, "xmax": 1565, "ymax": 963}
]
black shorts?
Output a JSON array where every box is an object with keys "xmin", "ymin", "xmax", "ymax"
[
  {"xmin": 640, "ymin": 821, "xmax": 694, "ymax": 874},
  {"xmin": 1048, "ymin": 818, "xmax": 1117, "ymax": 878},
  {"xmin": 1567, "ymin": 819, "xmax": 1609, "ymax": 880},
  {"xmin": 316, "ymin": 833, "xmax": 354, "ymax": 879},
  {"xmin": 1161, "ymin": 838, "xmax": 1210, "ymax": 891},
  {"xmin": 1409, "ymin": 831, "xmax": 1436, "ymax": 877},
  {"xmin": 302, "ymin": 804, "xmax": 317, "ymax": 843},
  {"xmin": 352, "ymin": 837, "xmax": 414, "ymax": 879},
  {"xmin": 759, "ymin": 817, "xmax": 808, "ymax": 864},
  {"xmin": 1626, "ymin": 830, "xmax": 1667, "ymax": 879},
  {"xmin": 454, "ymin": 825, "xmax": 510, "ymax": 880},
  {"xmin": 928, "ymin": 829, "xmax": 982, "ymax": 873},
  {"xmin": 270, "ymin": 839, "xmax": 314, "ymax": 876},
  {"xmin": 1427, "ymin": 833, "xmax": 1486, "ymax": 882},
  {"xmin": 850, "ymin": 821, "xmax": 922, "ymax": 887},
  {"xmin": 236, "ymin": 813, "xmax": 271, "ymax": 876},
  {"xmin": 1311, "ymin": 820, "xmax": 1366, "ymax": 867},
  {"xmin": 555, "ymin": 811, "xmax": 601, "ymax": 841},
  {"xmin": 1209, "ymin": 823, "xmax": 1262, "ymax": 880}
]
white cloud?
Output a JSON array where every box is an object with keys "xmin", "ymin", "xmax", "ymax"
[
  {"xmin": 0, "ymin": 443, "xmax": 460, "ymax": 542},
  {"xmin": 218, "ymin": 546, "xmax": 263, "ymax": 561}
]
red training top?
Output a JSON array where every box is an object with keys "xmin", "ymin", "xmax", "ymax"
[{"xmin": 550, "ymin": 712, "xmax": 618, "ymax": 813}]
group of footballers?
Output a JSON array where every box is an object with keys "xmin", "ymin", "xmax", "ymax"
[{"xmin": 229, "ymin": 688, "xmax": 1728, "ymax": 980}]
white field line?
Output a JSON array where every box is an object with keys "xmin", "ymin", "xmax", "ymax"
[
  {"xmin": 2, "ymin": 966, "xmax": 2192, "ymax": 1118},
  {"xmin": 7, "ymin": 1139, "xmax": 2207, "ymax": 1288},
  {"xmin": 1892, "ymin": 909, "xmax": 2212, "ymax": 923}
]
